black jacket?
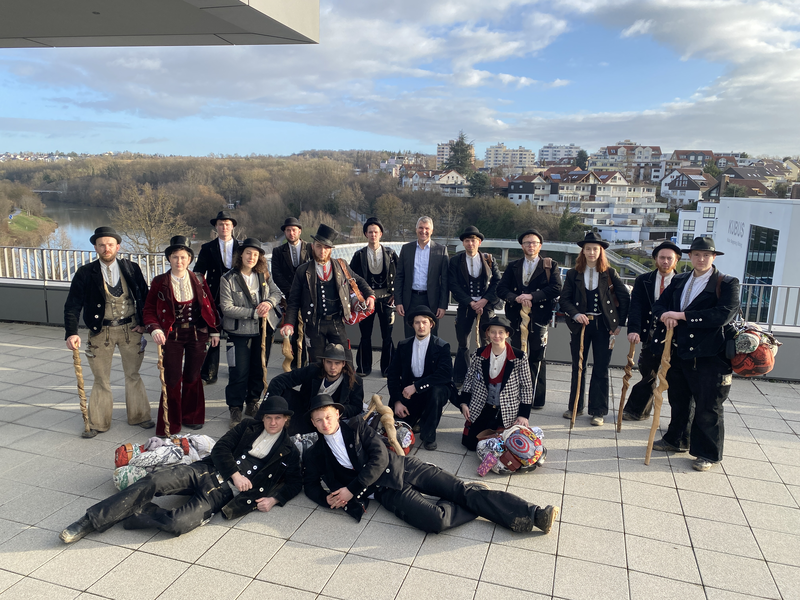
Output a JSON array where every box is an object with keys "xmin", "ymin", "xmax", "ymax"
[
  {"xmin": 496, "ymin": 256, "xmax": 562, "ymax": 327},
  {"xmin": 395, "ymin": 240, "xmax": 449, "ymax": 311},
  {"xmin": 627, "ymin": 270, "xmax": 673, "ymax": 345},
  {"xmin": 560, "ymin": 267, "xmax": 631, "ymax": 334},
  {"xmin": 203, "ymin": 419, "xmax": 302, "ymax": 519},
  {"xmin": 272, "ymin": 240, "xmax": 311, "ymax": 298},
  {"xmin": 448, "ymin": 251, "xmax": 502, "ymax": 309},
  {"xmin": 194, "ymin": 238, "xmax": 240, "ymax": 302},
  {"xmin": 387, "ymin": 334, "xmax": 452, "ymax": 405},
  {"xmin": 64, "ymin": 258, "xmax": 149, "ymax": 338},
  {"xmin": 652, "ymin": 266, "xmax": 739, "ymax": 360},
  {"xmin": 349, "ymin": 245, "xmax": 398, "ymax": 297},
  {"xmin": 266, "ymin": 363, "xmax": 364, "ymax": 420}
]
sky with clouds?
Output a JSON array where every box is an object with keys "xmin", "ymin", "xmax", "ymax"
[{"xmin": 1, "ymin": 0, "xmax": 798, "ymax": 158}]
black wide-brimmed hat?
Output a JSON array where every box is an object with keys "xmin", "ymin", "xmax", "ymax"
[
  {"xmin": 239, "ymin": 237, "xmax": 265, "ymax": 255},
  {"xmin": 459, "ymin": 225, "xmax": 485, "ymax": 241},
  {"xmin": 651, "ymin": 241, "xmax": 682, "ymax": 259},
  {"xmin": 483, "ymin": 315, "xmax": 514, "ymax": 336},
  {"xmin": 320, "ymin": 343, "xmax": 347, "ymax": 362},
  {"xmin": 255, "ymin": 395, "xmax": 294, "ymax": 419},
  {"xmin": 210, "ymin": 210, "xmax": 237, "ymax": 227},
  {"xmin": 689, "ymin": 236, "xmax": 724, "ymax": 255},
  {"xmin": 164, "ymin": 235, "xmax": 195, "ymax": 260},
  {"xmin": 281, "ymin": 217, "xmax": 302, "ymax": 231},
  {"xmin": 406, "ymin": 305, "xmax": 437, "ymax": 327},
  {"xmin": 517, "ymin": 228, "xmax": 543, "ymax": 245},
  {"xmin": 363, "ymin": 217, "xmax": 384, "ymax": 235},
  {"xmin": 311, "ymin": 223, "xmax": 338, "ymax": 247},
  {"xmin": 90, "ymin": 226, "xmax": 122, "ymax": 245},
  {"xmin": 577, "ymin": 231, "xmax": 609, "ymax": 249},
  {"xmin": 305, "ymin": 394, "xmax": 345, "ymax": 417}
]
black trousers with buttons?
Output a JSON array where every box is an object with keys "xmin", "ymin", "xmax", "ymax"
[
  {"xmin": 567, "ymin": 319, "xmax": 612, "ymax": 416},
  {"xmin": 511, "ymin": 322, "xmax": 548, "ymax": 408},
  {"xmin": 355, "ymin": 297, "xmax": 395, "ymax": 377},
  {"xmin": 402, "ymin": 384, "xmax": 449, "ymax": 443}
]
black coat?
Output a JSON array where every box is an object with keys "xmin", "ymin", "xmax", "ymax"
[
  {"xmin": 652, "ymin": 266, "xmax": 739, "ymax": 360},
  {"xmin": 560, "ymin": 267, "xmax": 631, "ymax": 334},
  {"xmin": 448, "ymin": 251, "xmax": 502, "ymax": 309},
  {"xmin": 496, "ymin": 256, "xmax": 562, "ymax": 327},
  {"xmin": 266, "ymin": 363, "xmax": 364, "ymax": 420},
  {"xmin": 194, "ymin": 238, "xmax": 240, "ymax": 302},
  {"xmin": 387, "ymin": 335, "xmax": 452, "ymax": 405},
  {"xmin": 627, "ymin": 270, "xmax": 668, "ymax": 345},
  {"xmin": 64, "ymin": 258, "xmax": 149, "ymax": 338},
  {"xmin": 203, "ymin": 419, "xmax": 302, "ymax": 519},
  {"xmin": 395, "ymin": 240, "xmax": 449, "ymax": 311},
  {"xmin": 271, "ymin": 240, "xmax": 311, "ymax": 298},
  {"xmin": 349, "ymin": 245, "xmax": 398, "ymax": 296}
]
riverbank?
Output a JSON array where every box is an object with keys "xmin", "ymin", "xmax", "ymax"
[{"xmin": 6, "ymin": 212, "xmax": 58, "ymax": 247}]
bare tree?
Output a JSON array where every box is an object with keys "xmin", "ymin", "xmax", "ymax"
[
  {"xmin": 112, "ymin": 183, "xmax": 193, "ymax": 254},
  {"xmin": 298, "ymin": 210, "xmax": 338, "ymax": 243}
]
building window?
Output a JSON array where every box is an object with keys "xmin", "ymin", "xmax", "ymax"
[
  {"xmin": 682, "ymin": 233, "xmax": 694, "ymax": 244},
  {"xmin": 743, "ymin": 225, "xmax": 779, "ymax": 321},
  {"xmin": 684, "ymin": 220, "xmax": 696, "ymax": 231},
  {"xmin": 703, "ymin": 206, "xmax": 716, "ymax": 218},
  {"xmin": 707, "ymin": 221, "xmax": 715, "ymax": 232}
]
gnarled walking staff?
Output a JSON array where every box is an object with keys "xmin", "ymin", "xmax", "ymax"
[
  {"xmin": 645, "ymin": 328, "xmax": 674, "ymax": 465},
  {"xmin": 474, "ymin": 315, "xmax": 481, "ymax": 349},
  {"xmin": 281, "ymin": 334, "xmax": 294, "ymax": 372},
  {"xmin": 616, "ymin": 341, "xmax": 637, "ymax": 432},
  {"xmin": 72, "ymin": 348, "xmax": 91, "ymax": 435},
  {"xmin": 520, "ymin": 305, "xmax": 531, "ymax": 353},
  {"xmin": 295, "ymin": 318, "xmax": 304, "ymax": 370},
  {"xmin": 157, "ymin": 344, "xmax": 170, "ymax": 436},
  {"xmin": 256, "ymin": 316, "xmax": 268, "ymax": 408},
  {"xmin": 364, "ymin": 394, "xmax": 404, "ymax": 456},
  {"xmin": 570, "ymin": 316, "xmax": 592, "ymax": 429}
]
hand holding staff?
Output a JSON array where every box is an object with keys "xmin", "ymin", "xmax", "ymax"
[
  {"xmin": 72, "ymin": 348, "xmax": 90, "ymax": 434},
  {"xmin": 645, "ymin": 328, "xmax": 674, "ymax": 465},
  {"xmin": 616, "ymin": 341, "xmax": 637, "ymax": 432},
  {"xmin": 157, "ymin": 344, "xmax": 170, "ymax": 436}
]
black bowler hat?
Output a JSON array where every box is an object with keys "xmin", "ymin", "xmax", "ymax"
[
  {"xmin": 363, "ymin": 217, "xmax": 384, "ymax": 235},
  {"xmin": 406, "ymin": 305, "xmax": 437, "ymax": 327},
  {"xmin": 305, "ymin": 394, "xmax": 345, "ymax": 417},
  {"xmin": 689, "ymin": 236, "xmax": 724, "ymax": 255},
  {"xmin": 90, "ymin": 226, "xmax": 122, "ymax": 245},
  {"xmin": 311, "ymin": 223, "xmax": 338, "ymax": 247},
  {"xmin": 577, "ymin": 231, "xmax": 609, "ymax": 249},
  {"xmin": 239, "ymin": 237, "xmax": 265, "ymax": 255},
  {"xmin": 651, "ymin": 241, "xmax": 682, "ymax": 259},
  {"xmin": 255, "ymin": 395, "xmax": 294, "ymax": 419},
  {"xmin": 164, "ymin": 235, "xmax": 194, "ymax": 260},
  {"xmin": 459, "ymin": 225, "xmax": 485, "ymax": 241},
  {"xmin": 281, "ymin": 217, "xmax": 302, "ymax": 231},
  {"xmin": 210, "ymin": 210, "xmax": 237, "ymax": 227},
  {"xmin": 517, "ymin": 228, "xmax": 543, "ymax": 245},
  {"xmin": 320, "ymin": 343, "xmax": 347, "ymax": 362},
  {"xmin": 483, "ymin": 315, "xmax": 514, "ymax": 336}
]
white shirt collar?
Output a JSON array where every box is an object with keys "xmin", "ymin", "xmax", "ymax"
[
  {"xmin": 100, "ymin": 259, "xmax": 120, "ymax": 287},
  {"xmin": 324, "ymin": 427, "xmax": 354, "ymax": 469}
]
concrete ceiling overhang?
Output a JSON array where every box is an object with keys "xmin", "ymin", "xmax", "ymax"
[{"xmin": 0, "ymin": 0, "xmax": 319, "ymax": 48}]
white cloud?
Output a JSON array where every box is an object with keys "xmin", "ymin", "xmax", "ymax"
[{"xmin": 621, "ymin": 19, "xmax": 653, "ymax": 38}]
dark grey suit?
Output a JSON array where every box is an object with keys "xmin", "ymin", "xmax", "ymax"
[{"xmin": 395, "ymin": 240, "xmax": 449, "ymax": 337}]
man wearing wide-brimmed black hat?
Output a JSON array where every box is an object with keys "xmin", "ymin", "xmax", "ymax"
[
  {"xmin": 64, "ymin": 226, "xmax": 154, "ymax": 438},
  {"xmin": 194, "ymin": 210, "xmax": 240, "ymax": 384},
  {"xmin": 622, "ymin": 240, "xmax": 682, "ymax": 421},
  {"xmin": 60, "ymin": 396, "xmax": 302, "ymax": 544},
  {"xmin": 448, "ymin": 225, "xmax": 502, "ymax": 385},
  {"xmin": 652, "ymin": 237, "xmax": 739, "ymax": 472},
  {"xmin": 349, "ymin": 217, "xmax": 399, "ymax": 377},
  {"xmin": 386, "ymin": 306, "xmax": 452, "ymax": 450},
  {"xmin": 280, "ymin": 224, "xmax": 375, "ymax": 364}
]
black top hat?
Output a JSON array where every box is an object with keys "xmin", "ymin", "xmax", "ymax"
[
  {"xmin": 483, "ymin": 315, "xmax": 514, "ymax": 336},
  {"xmin": 577, "ymin": 231, "xmax": 609, "ymax": 249},
  {"xmin": 651, "ymin": 241, "xmax": 682, "ymax": 259},
  {"xmin": 210, "ymin": 210, "xmax": 237, "ymax": 227},
  {"xmin": 305, "ymin": 394, "xmax": 346, "ymax": 417},
  {"xmin": 320, "ymin": 343, "xmax": 347, "ymax": 362},
  {"xmin": 90, "ymin": 226, "xmax": 122, "ymax": 245},
  {"xmin": 363, "ymin": 217, "xmax": 384, "ymax": 235},
  {"xmin": 689, "ymin": 237, "xmax": 724, "ymax": 255},
  {"xmin": 164, "ymin": 235, "xmax": 195, "ymax": 260},
  {"xmin": 311, "ymin": 223, "xmax": 338, "ymax": 247},
  {"xmin": 406, "ymin": 305, "xmax": 437, "ymax": 327},
  {"xmin": 255, "ymin": 395, "xmax": 294, "ymax": 419},
  {"xmin": 517, "ymin": 228, "xmax": 543, "ymax": 245},
  {"xmin": 459, "ymin": 225, "xmax": 485, "ymax": 241},
  {"xmin": 238, "ymin": 237, "xmax": 265, "ymax": 255},
  {"xmin": 281, "ymin": 217, "xmax": 302, "ymax": 231}
]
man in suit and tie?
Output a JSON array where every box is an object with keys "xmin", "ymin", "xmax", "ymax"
[
  {"xmin": 194, "ymin": 210, "xmax": 240, "ymax": 384},
  {"xmin": 622, "ymin": 241, "xmax": 682, "ymax": 421},
  {"xmin": 387, "ymin": 306, "xmax": 452, "ymax": 451},
  {"xmin": 496, "ymin": 229, "xmax": 562, "ymax": 409},
  {"xmin": 395, "ymin": 216, "xmax": 449, "ymax": 338}
]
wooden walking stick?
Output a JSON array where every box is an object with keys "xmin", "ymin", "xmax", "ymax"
[
  {"xmin": 475, "ymin": 316, "xmax": 481, "ymax": 349},
  {"xmin": 645, "ymin": 328, "xmax": 674, "ymax": 465},
  {"xmin": 520, "ymin": 305, "xmax": 531, "ymax": 354},
  {"xmin": 570, "ymin": 317, "xmax": 591, "ymax": 430},
  {"xmin": 364, "ymin": 394, "xmax": 404, "ymax": 456},
  {"xmin": 261, "ymin": 317, "xmax": 268, "ymax": 390},
  {"xmin": 616, "ymin": 341, "xmax": 637, "ymax": 433},
  {"xmin": 72, "ymin": 348, "xmax": 91, "ymax": 434},
  {"xmin": 157, "ymin": 344, "xmax": 170, "ymax": 436},
  {"xmin": 281, "ymin": 334, "xmax": 294, "ymax": 372},
  {"xmin": 296, "ymin": 318, "xmax": 304, "ymax": 369}
]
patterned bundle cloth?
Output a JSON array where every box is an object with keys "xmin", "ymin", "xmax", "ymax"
[
  {"xmin": 112, "ymin": 434, "xmax": 216, "ymax": 490},
  {"xmin": 476, "ymin": 426, "xmax": 546, "ymax": 476}
]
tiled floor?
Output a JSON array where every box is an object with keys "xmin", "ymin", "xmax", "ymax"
[{"xmin": 0, "ymin": 321, "xmax": 799, "ymax": 599}]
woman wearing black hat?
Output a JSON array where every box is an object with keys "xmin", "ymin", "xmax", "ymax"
[
  {"xmin": 219, "ymin": 238, "xmax": 282, "ymax": 428},
  {"xmin": 560, "ymin": 232, "xmax": 630, "ymax": 426},
  {"xmin": 456, "ymin": 316, "xmax": 533, "ymax": 450},
  {"xmin": 143, "ymin": 236, "xmax": 221, "ymax": 436}
]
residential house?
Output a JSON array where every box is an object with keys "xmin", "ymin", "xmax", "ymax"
[
  {"xmin": 669, "ymin": 150, "xmax": 715, "ymax": 168},
  {"xmin": 663, "ymin": 171, "xmax": 718, "ymax": 207},
  {"xmin": 704, "ymin": 177, "xmax": 777, "ymax": 201},
  {"xmin": 677, "ymin": 201, "xmax": 720, "ymax": 248}
]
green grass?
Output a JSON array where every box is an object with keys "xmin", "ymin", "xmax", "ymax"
[{"xmin": 9, "ymin": 214, "xmax": 53, "ymax": 233}]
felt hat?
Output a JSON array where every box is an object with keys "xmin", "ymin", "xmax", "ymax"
[
  {"xmin": 311, "ymin": 223, "xmax": 338, "ymax": 247},
  {"xmin": 305, "ymin": 394, "xmax": 345, "ymax": 417},
  {"xmin": 651, "ymin": 241, "xmax": 682, "ymax": 259},
  {"xmin": 320, "ymin": 343, "xmax": 347, "ymax": 362},
  {"xmin": 459, "ymin": 225, "xmax": 485, "ymax": 241},
  {"xmin": 210, "ymin": 210, "xmax": 237, "ymax": 227},
  {"xmin": 577, "ymin": 231, "xmax": 609, "ymax": 249},
  {"xmin": 255, "ymin": 395, "xmax": 294, "ymax": 419},
  {"xmin": 239, "ymin": 237, "xmax": 265, "ymax": 255},
  {"xmin": 281, "ymin": 217, "xmax": 302, "ymax": 231},
  {"xmin": 688, "ymin": 236, "xmax": 724, "ymax": 255},
  {"xmin": 363, "ymin": 217, "xmax": 384, "ymax": 235},
  {"xmin": 517, "ymin": 228, "xmax": 543, "ymax": 245},
  {"xmin": 406, "ymin": 305, "xmax": 437, "ymax": 327},
  {"xmin": 483, "ymin": 315, "xmax": 515, "ymax": 336},
  {"xmin": 164, "ymin": 235, "xmax": 194, "ymax": 260},
  {"xmin": 90, "ymin": 226, "xmax": 122, "ymax": 245}
]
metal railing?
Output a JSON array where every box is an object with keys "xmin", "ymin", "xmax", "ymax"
[{"xmin": 740, "ymin": 284, "xmax": 800, "ymax": 330}]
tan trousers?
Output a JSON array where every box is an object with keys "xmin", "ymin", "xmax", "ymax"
[{"xmin": 85, "ymin": 325, "xmax": 151, "ymax": 431}]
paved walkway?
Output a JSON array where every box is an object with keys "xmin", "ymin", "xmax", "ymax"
[{"xmin": 0, "ymin": 321, "xmax": 798, "ymax": 600}]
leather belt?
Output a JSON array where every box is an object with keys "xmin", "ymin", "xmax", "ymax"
[
  {"xmin": 411, "ymin": 290, "xmax": 427, "ymax": 295},
  {"xmin": 102, "ymin": 317, "xmax": 133, "ymax": 327},
  {"xmin": 320, "ymin": 314, "xmax": 341, "ymax": 321},
  {"xmin": 177, "ymin": 323, "xmax": 196, "ymax": 329}
]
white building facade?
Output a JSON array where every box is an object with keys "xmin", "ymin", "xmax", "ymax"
[
  {"xmin": 538, "ymin": 143, "xmax": 581, "ymax": 162},
  {"xmin": 484, "ymin": 143, "xmax": 537, "ymax": 169}
]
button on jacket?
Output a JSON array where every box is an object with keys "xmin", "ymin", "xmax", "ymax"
[
  {"xmin": 496, "ymin": 256, "xmax": 562, "ymax": 327},
  {"xmin": 143, "ymin": 272, "xmax": 220, "ymax": 335},
  {"xmin": 448, "ymin": 251, "xmax": 502, "ymax": 309},
  {"xmin": 387, "ymin": 334, "xmax": 452, "ymax": 405}
]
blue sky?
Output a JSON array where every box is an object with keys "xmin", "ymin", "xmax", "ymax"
[{"xmin": 0, "ymin": 0, "xmax": 798, "ymax": 158}]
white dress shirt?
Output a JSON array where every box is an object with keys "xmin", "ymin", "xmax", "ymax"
[
  {"xmin": 466, "ymin": 253, "xmax": 482, "ymax": 300},
  {"xmin": 324, "ymin": 427, "xmax": 354, "ymax": 469},
  {"xmin": 654, "ymin": 271, "xmax": 675, "ymax": 301},
  {"xmin": 100, "ymin": 260, "xmax": 120, "ymax": 287},
  {"xmin": 367, "ymin": 246, "xmax": 384, "ymax": 274},
  {"xmin": 583, "ymin": 267, "xmax": 599, "ymax": 291},
  {"xmin": 489, "ymin": 346, "xmax": 508, "ymax": 380},
  {"xmin": 523, "ymin": 256, "xmax": 540, "ymax": 286},
  {"xmin": 412, "ymin": 241, "xmax": 431, "ymax": 291},
  {"xmin": 411, "ymin": 334, "xmax": 431, "ymax": 378},
  {"xmin": 170, "ymin": 273, "xmax": 195, "ymax": 302},
  {"xmin": 680, "ymin": 268, "xmax": 714, "ymax": 310},
  {"xmin": 219, "ymin": 238, "xmax": 234, "ymax": 269},
  {"xmin": 315, "ymin": 261, "xmax": 333, "ymax": 281}
]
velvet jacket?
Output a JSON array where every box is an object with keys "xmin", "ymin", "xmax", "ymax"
[{"xmin": 143, "ymin": 271, "xmax": 220, "ymax": 335}]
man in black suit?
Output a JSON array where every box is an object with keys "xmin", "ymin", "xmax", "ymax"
[
  {"xmin": 302, "ymin": 394, "xmax": 559, "ymax": 533},
  {"xmin": 395, "ymin": 216, "xmax": 449, "ymax": 337},
  {"xmin": 349, "ymin": 217, "xmax": 398, "ymax": 377},
  {"xmin": 387, "ymin": 306, "xmax": 452, "ymax": 451},
  {"xmin": 652, "ymin": 237, "xmax": 739, "ymax": 472},
  {"xmin": 64, "ymin": 226, "xmax": 153, "ymax": 438},
  {"xmin": 496, "ymin": 229, "xmax": 562, "ymax": 408},
  {"xmin": 622, "ymin": 241, "xmax": 681, "ymax": 420},
  {"xmin": 194, "ymin": 210, "xmax": 240, "ymax": 384},
  {"xmin": 448, "ymin": 225, "xmax": 501, "ymax": 385}
]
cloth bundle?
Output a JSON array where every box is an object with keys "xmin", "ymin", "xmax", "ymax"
[
  {"xmin": 730, "ymin": 322, "xmax": 781, "ymax": 377},
  {"xmin": 476, "ymin": 425, "xmax": 546, "ymax": 476},
  {"xmin": 112, "ymin": 434, "xmax": 216, "ymax": 490}
]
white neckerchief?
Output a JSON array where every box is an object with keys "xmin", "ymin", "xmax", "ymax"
[
  {"xmin": 681, "ymin": 268, "xmax": 714, "ymax": 310},
  {"xmin": 584, "ymin": 266, "xmax": 598, "ymax": 291},
  {"xmin": 320, "ymin": 374, "xmax": 344, "ymax": 397},
  {"xmin": 248, "ymin": 429, "xmax": 281, "ymax": 459},
  {"xmin": 367, "ymin": 245, "xmax": 383, "ymax": 274},
  {"xmin": 523, "ymin": 256, "xmax": 539, "ymax": 286},
  {"xmin": 654, "ymin": 271, "xmax": 675, "ymax": 301},
  {"xmin": 219, "ymin": 238, "xmax": 234, "ymax": 269},
  {"xmin": 324, "ymin": 427, "xmax": 353, "ymax": 469},
  {"xmin": 412, "ymin": 334, "xmax": 431, "ymax": 378},
  {"xmin": 170, "ymin": 273, "xmax": 194, "ymax": 302},
  {"xmin": 315, "ymin": 261, "xmax": 332, "ymax": 281},
  {"xmin": 489, "ymin": 345, "xmax": 508, "ymax": 380},
  {"xmin": 100, "ymin": 259, "xmax": 120, "ymax": 287}
]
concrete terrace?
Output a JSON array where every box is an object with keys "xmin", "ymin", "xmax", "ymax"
[{"xmin": 0, "ymin": 321, "xmax": 799, "ymax": 600}]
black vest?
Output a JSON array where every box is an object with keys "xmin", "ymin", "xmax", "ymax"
[
  {"xmin": 366, "ymin": 263, "xmax": 389, "ymax": 292},
  {"xmin": 318, "ymin": 277, "xmax": 342, "ymax": 317},
  {"xmin": 586, "ymin": 289, "xmax": 601, "ymax": 314},
  {"xmin": 467, "ymin": 273, "xmax": 484, "ymax": 298},
  {"xmin": 107, "ymin": 278, "xmax": 124, "ymax": 298}
]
